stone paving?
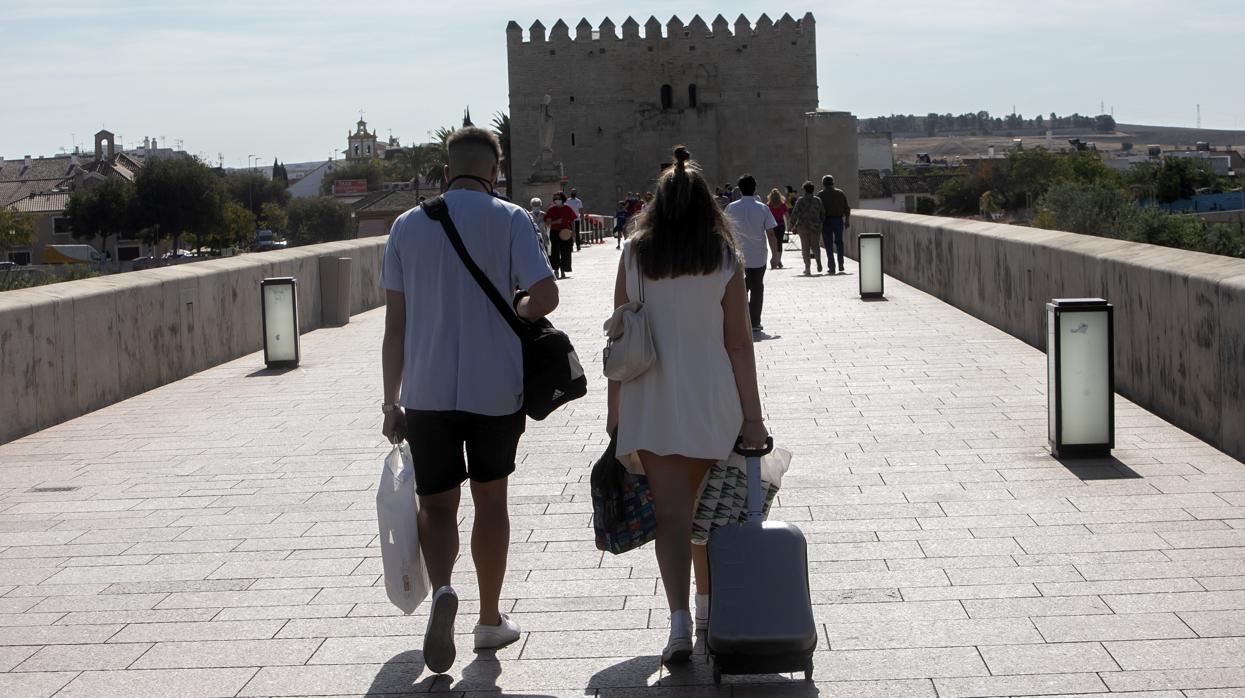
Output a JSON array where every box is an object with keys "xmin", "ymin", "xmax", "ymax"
[{"xmin": 1, "ymin": 240, "xmax": 1244, "ymax": 698}]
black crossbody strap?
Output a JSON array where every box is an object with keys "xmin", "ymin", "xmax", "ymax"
[{"xmin": 423, "ymin": 196, "xmax": 525, "ymax": 337}]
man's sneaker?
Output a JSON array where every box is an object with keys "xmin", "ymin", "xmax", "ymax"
[
  {"xmin": 473, "ymin": 613, "xmax": 522, "ymax": 650},
  {"xmin": 423, "ymin": 586, "xmax": 458, "ymax": 674},
  {"xmin": 694, "ymin": 593, "xmax": 710, "ymax": 632},
  {"xmin": 662, "ymin": 609, "xmax": 693, "ymax": 665}
]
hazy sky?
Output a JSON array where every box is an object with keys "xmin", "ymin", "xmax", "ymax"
[{"xmin": 3, "ymin": 0, "xmax": 1242, "ymax": 166}]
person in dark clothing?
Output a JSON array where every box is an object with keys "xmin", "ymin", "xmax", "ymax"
[
  {"xmin": 817, "ymin": 175, "xmax": 851, "ymax": 274},
  {"xmin": 545, "ymin": 193, "xmax": 577, "ymax": 279}
]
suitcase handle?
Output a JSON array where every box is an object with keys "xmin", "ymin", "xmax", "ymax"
[
  {"xmin": 733, "ymin": 436, "xmax": 774, "ymax": 458},
  {"xmin": 734, "ymin": 436, "xmax": 774, "ymax": 523}
]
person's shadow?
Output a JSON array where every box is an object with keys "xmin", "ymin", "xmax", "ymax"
[{"xmin": 364, "ymin": 650, "xmax": 560, "ymax": 697}]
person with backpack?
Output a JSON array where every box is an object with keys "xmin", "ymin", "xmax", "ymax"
[
  {"xmin": 608, "ymin": 145, "xmax": 769, "ymax": 665},
  {"xmin": 380, "ymin": 126, "xmax": 559, "ymax": 674}
]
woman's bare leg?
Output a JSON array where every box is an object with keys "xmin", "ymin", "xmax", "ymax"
[{"xmin": 640, "ymin": 451, "xmax": 714, "ymax": 612}]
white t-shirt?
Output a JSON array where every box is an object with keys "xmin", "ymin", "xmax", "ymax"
[
  {"xmin": 382, "ymin": 190, "xmax": 554, "ymax": 416},
  {"xmin": 724, "ymin": 196, "xmax": 777, "ymax": 269},
  {"xmin": 566, "ymin": 196, "xmax": 584, "ymax": 217}
]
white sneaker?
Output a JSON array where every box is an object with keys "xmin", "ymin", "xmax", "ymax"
[
  {"xmin": 473, "ymin": 613, "xmax": 522, "ymax": 650},
  {"xmin": 662, "ymin": 609, "xmax": 693, "ymax": 665},
  {"xmin": 694, "ymin": 594, "xmax": 710, "ymax": 632},
  {"xmin": 423, "ymin": 586, "xmax": 458, "ymax": 674}
]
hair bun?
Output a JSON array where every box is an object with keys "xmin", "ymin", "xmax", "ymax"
[{"xmin": 673, "ymin": 146, "xmax": 691, "ymax": 164}]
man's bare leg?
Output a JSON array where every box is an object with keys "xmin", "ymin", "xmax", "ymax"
[{"xmin": 469, "ymin": 477, "xmax": 510, "ymax": 626}]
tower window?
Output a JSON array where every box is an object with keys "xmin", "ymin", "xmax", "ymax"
[
  {"xmin": 571, "ymin": 132, "xmax": 576, "ymax": 146},
  {"xmin": 688, "ymin": 84, "xmax": 698, "ymax": 108},
  {"xmin": 660, "ymin": 84, "xmax": 673, "ymax": 110},
  {"xmin": 570, "ymin": 95, "xmax": 575, "ymax": 102}
]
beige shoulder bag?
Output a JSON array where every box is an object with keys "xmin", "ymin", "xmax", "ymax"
[{"xmin": 602, "ymin": 249, "xmax": 656, "ymax": 382}]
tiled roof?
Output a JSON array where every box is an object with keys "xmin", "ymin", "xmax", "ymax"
[
  {"xmin": 356, "ymin": 189, "xmax": 425, "ymax": 214},
  {"xmin": 0, "ymin": 155, "xmax": 80, "ymax": 183},
  {"xmin": 0, "ymin": 180, "xmax": 69, "ymax": 207},
  {"xmin": 883, "ymin": 174, "xmax": 963, "ymax": 196},
  {"xmin": 10, "ymin": 191, "xmax": 71, "ymax": 213},
  {"xmin": 859, "ymin": 169, "xmax": 886, "ymax": 199}
]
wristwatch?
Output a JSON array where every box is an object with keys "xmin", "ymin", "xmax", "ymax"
[{"xmin": 381, "ymin": 402, "xmax": 401, "ymax": 415}]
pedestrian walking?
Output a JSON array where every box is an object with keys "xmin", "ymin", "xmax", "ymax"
[
  {"xmin": 723, "ymin": 174, "xmax": 777, "ymax": 332},
  {"xmin": 613, "ymin": 200, "xmax": 629, "ymax": 249},
  {"xmin": 817, "ymin": 175, "xmax": 852, "ymax": 274},
  {"xmin": 765, "ymin": 188, "xmax": 789, "ymax": 270},
  {"xmin": 566, "ymin": 189, "xmax": 585, "ymax": 250},
  {"xmin": 545, "ymin": 192, "xmax": 577, "ymax": 279},
  {"xmin": 607, "ymin": 145, "xmax": 769, "ymax": 666},
  {"xmin": 528, "ymin": 197, "xmax": 548, "ymax": 251},
  {"xmin": 380, "ymin": 126, "xmax": 560, "ymax": 674},
  {"xmin": 790, "ymin": 181, "xmax": 825, "ymax": 275}
]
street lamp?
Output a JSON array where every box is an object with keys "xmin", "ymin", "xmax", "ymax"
[
  {"xmin": 1047, "ymin": 298, "xmax": 1114, "ymax": 458},
  {"xmin": 858, "ymin": 233, "xmax": 884, "ymax": 299},
  {"xmin": 261, "ymin": 277, "xmax": 300, "ymax": 369}
]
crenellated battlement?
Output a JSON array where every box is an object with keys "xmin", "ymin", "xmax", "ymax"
[{"xmin": 506, "ymin": 12, "xmax": 814, "ymax": 45}]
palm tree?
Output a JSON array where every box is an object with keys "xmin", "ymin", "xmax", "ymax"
[
  {"xmin": 491, "ymin": 112, "xmax": 512, "ymax": 199},
  {"xmin": 424, "ymin": 126, "xmax": 456, "ymax": 190}
]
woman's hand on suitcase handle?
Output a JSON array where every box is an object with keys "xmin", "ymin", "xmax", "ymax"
[{"xmin": 738, "ymin": 420, "xmax": 770, "ymax": 454}]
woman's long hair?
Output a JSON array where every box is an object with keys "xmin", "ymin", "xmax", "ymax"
[
  {"xmin": 767, "ymin": 188, "xmax": 785, "ymax": 207},
  {"xmin": 630, "ymin": 146, "xmax": 740, "ymax": 279}
]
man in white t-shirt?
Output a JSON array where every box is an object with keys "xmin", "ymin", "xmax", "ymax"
[
  {"xmin": 723, "ymin": 174, "xmax": 777, "ymax": 333},
  {"xmin": 380, "ymin": 127, "xmax": 558, "ymax": 673},
  {"xmin": 565, "ymin": 188, "xmax": 585, "ymax": 250}
]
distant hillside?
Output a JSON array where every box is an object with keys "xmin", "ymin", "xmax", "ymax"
[{"xmin": 889, "ymin": 124, "xmax": 1245, "ymax": 161}]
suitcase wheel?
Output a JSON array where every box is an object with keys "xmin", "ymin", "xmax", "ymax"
[
  {"xmin": 713, "ymin": 663, "xmax": 722, "ymax": 685},
  {"xmin": 804, "ymin": 657, "xmax": 814, "ymax": 682}
]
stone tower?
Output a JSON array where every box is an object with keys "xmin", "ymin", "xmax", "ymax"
[{"xmin": 506, "ymin": 13, "xmax": 823, "ymax": 210}]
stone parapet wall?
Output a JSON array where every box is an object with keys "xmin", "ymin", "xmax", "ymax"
[
  {"xmin": 0, "ymin": 238, "xmax": 387, "ymax": 445},
  {"xmin": 849, "ymin": 211, "xmax": 1245, "ymax": 462}
]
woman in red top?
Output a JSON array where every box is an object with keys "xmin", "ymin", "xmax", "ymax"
[
  {"xmin": 545, "ymin": 192, "xmax": 577, "ymax": 279},
  {"xmin": 766, "ymin": 188, "xmax": 789, "ymax": 270}
]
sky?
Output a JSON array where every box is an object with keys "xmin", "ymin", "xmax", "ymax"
[{"xmin": 3, "ymin": 0, "xmax": 1243, "ymax": 167}]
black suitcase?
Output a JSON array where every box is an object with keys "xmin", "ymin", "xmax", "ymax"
[{"xmin": 707, "ymin": 438, "xmax": 817, "ymax": 684}]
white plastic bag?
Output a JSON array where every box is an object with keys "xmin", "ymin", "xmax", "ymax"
[{"xmin": 376, "ymin": 441, "xmax": 430, "ymax": 614}]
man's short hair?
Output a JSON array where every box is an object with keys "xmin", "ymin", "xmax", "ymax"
[
  {"xmin": 803, "ymin": 181, "xmax": 815, "ymax": 194},
  {"xmin": 446, "ymin": 127, "xmax": 502, "ymax": 170},
  {"xmin": 737, "ymin": 174, "xmax": 757, "ymax": 197},
  {"xmin": 822, "ymin": 175, "xmax": 835, "ymax": 187}
]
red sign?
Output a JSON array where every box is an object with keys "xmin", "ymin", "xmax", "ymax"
[{"xmin": 333, "ymin": 179, "xmax": 368, "ymax": 196}]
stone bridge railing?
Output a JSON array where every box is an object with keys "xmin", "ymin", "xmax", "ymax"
[
  {"xmin": 0, "ymin": 239, "xmax": 387, "ymax": 445},
  {"xmin": 850, "ymin": 211, "xmax": 1245, "ymax": 462}
]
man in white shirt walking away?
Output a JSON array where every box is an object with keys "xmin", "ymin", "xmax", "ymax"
[
  {"xmin": 723, "ymin": 174, "xmax": 777, "ymax": 333},
  {"xmin": 380, "ymin": 126, "xmax": 559, "ymax": 674},
  {"xmin": 566, "ymin": 188, "xmax": 585, "ymax": 251}
]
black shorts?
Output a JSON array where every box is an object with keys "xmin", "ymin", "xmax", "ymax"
[{"xmin": 404, "ymin": 410, "xmax": 525, "ymax": 496}]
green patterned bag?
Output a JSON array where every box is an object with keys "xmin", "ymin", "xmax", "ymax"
[{"xmin": 691, "ymin": 447, "xmax": 791, "ymax": 545}]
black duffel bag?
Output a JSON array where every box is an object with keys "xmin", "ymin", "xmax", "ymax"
[{"xmin": 424, "ymin": 196, "xmax": 586, "ymax": 420}]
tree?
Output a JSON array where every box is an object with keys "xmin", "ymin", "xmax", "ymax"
[
  {"xmin": 216, "ymin": 201, "xmax": 256, "ymax": 250},
  {"xmin": 285, "ymin": 197, "xmax": 354, "ymax": 245},
  {"xmin": 272, "ymin": 158, "xmax": 289, "ymax": 186},
  {"xmin": 223, "ymin": 170, "xmax": 290, "ymax": 218},
  {"xmin": 134, "ymin": 156, "xmax": 227, "ymax": 252},
  {"xmin": 0, "ymin": 209, "xmax": 35, "ymax": 253},
  {"xmin": 65, "ymin": 177, "xmax": 137, "ymax": 253},
  {"xmin": 1094, "ymin": 114, "xmax": 1117, "ymax": 133},
  {"xmin": 491, "ymin": 112, "xmax": 512, "ymax": 198},
  {"xmin": 259, "ymin": 201, "xmax": 287, "ymax": 236},
  {"xmin": 423, "ymin": 126, "xmax": 456, "ymax": 190}
]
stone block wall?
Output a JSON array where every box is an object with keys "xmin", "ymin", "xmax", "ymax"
[
  {"xmin": 849, "ymin": 211, "xmax": 1245, "ymax": 462},
  {"xmin": 506, "ymin": 13, "xmax": 819, "ymax": 211},
  {"xmin": 0, "ymin": 238, "xmax": 387, "ymax": 445}
]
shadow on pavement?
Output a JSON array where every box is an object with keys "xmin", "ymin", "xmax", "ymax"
[
  {"xmin": 364, "ymin": 650, "xmax": 439, "ymax": 695},
  {"xmin": 859, "ymin": 297, "xmax": 889, "ymax": 303},
  {"xmin": 1056, "ymin": 454, "xmax": 1143, "ymax": 480},
  {"xmin": 245, "ymin": 365, "xmax": 300, "ymax": 377}
]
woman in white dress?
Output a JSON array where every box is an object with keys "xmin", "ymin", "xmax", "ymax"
[{"xmin": 607, "ymin": 146, "xmax": 769, "ymax": 664}]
